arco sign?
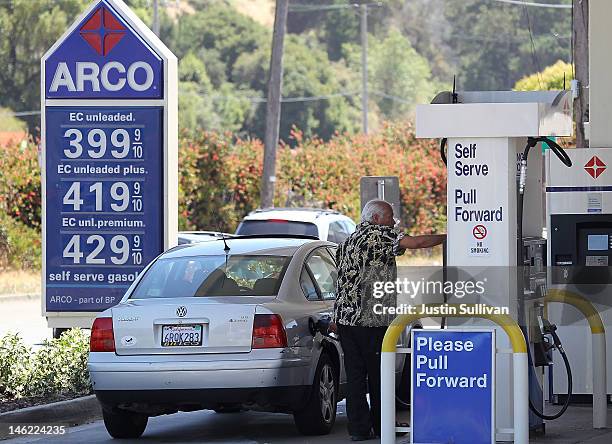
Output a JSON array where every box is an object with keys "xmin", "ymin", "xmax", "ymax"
[{"xmin": 41, "ymin": 0, "xmax": 177, "ymax": 329}]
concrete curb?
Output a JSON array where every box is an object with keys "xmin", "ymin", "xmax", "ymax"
[{"xmin": 0, "ymin": 395, "xmax": 101, "ymax": 440}]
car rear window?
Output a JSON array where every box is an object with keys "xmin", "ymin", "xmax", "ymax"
[
  {"xmin": 130, "ymin": 255, "xmax": 290, "ymax": 299},
  {"xmin": 236, "ymin": 220, "xmax": 319, "ymax": 237}
]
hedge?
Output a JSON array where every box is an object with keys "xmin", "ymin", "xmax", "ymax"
[{"xmin": 0, "ymin": 123, "xmax": 447, "ymax": 269}]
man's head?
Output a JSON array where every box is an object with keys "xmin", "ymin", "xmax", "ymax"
[{"xmin": 361, "ymin": 199, "xmax": 394, "ymax": 227}]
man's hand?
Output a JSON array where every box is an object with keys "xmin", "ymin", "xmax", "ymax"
[
  {"xmin": 399, "ymin": 233, "xmax": 446, "ymax": 250},
  {"xmin": 328, "ymin": 321, "xmax": 338, "ymax": 335}
]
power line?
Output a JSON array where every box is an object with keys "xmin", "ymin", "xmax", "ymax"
[
  {"xmin": 289, "ymin": 3, "xmax": 383, "ymax": 13},
  {"xmin": 370, "ymin": 91, "xmax": 413, "ymax": 104},
  {"xmin": 0, "ymin": 110, "xmax": 40, "ymax": 117},
  {"xmin": 523, "ymin": 3, "xmax": 544, "ymax": 88},
  {"xmin": 178, "ymin": 88, "xmax": 360, "ymax": 103},
  {"xmin": 487, "ymin": 0, "xmax": 572, "ymax": 8}
]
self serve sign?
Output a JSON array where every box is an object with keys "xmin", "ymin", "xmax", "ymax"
[{"xmin": 44, "ymin": 3, "xmax": 162, "ymax": 99}]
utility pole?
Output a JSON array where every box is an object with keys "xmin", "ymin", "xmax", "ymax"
[
  {"xmin": 573, "ymin": 0, "xmax": 588, "ymax": 147},
  {"xmin": 360, "ymin": 4, "xmax": 369, "ymax": 134},
  {"xmin": 261, "ymin": 0, "xmax": 289, "ymax": 208},
  {"xmin": 153, "ymin": 0, "xmax": 160, "ymax": 36}
]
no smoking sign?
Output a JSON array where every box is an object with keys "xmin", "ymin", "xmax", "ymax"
[
  {"xmin": 472, "ymin": 224, "xmax": 487, "ymax": 240},
  {"xmin": 470, "ymin": 224, "xmax": 490, "ymax": 256}
]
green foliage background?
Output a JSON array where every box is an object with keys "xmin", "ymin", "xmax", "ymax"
[{"xmin": 0, "ymin": 0, "xmax": 573, "ymax": 138}]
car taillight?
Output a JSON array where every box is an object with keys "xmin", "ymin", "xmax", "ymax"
[
  {"xmin": 90, "ymin": 317, "xmax": 115, "ymax": 352},
  {"xmin": 252, "ymin": 314, "xmax": 287, "ymax": 349}
]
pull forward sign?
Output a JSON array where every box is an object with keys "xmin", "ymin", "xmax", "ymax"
[{"xmin": 41, "ymin": 0, "xmax": 177, "ymax": 326}]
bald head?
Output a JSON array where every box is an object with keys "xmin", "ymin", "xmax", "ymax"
[{"xmin": 361, "ymin": 199, "xmax": 394, "ymax": 227}]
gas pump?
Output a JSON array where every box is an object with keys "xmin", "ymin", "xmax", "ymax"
[
  {"xmin": 546, "ymin": 148, "xmax": 612, "ymax": 404},
  {"xmin": 416, "ymin": 89, "xmax": 575, "ymax": 440}
]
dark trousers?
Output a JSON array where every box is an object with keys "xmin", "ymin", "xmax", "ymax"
[{"xmin": 338, "ymin": 324, "xmax": 388, "ymax": 437}]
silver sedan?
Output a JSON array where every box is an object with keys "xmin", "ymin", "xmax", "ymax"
[{"xmin": 88, "ymin": 235, "xmax": 409, "ymax": 439}]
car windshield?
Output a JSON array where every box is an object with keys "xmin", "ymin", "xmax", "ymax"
[
  {"xmin": 130, "ymin": 255, "xmax": 290, "ymax": 299},
  {"xmin": 236, "ymin": 220, "xmax": 318, "ymax": 237}
]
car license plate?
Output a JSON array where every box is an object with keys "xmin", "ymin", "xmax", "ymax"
[{"xmin": 161, "ymin": 324, "xmax": 203, "ymax": 347}]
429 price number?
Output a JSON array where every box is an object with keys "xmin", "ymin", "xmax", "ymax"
[
  {"xmin": 63, "ymin": 128, "xmax": 144, "ymax": 159},
  {"xmin": 63, "ymin": 234, "xmax": 143, "ymax": 265}
]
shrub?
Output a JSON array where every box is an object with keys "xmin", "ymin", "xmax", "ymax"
[
  {"xmin": 0, "ymin": 211, "xmax": 41, "ymax": 270},
  {"xmin": 0, "ymin": 330, "xmax": 91, "ymax": 403},
  {"xmin": 0, "ymin": 333, "xmax": 32, "ymax": 401},
  {"xmin": 0, "ymin": 139, "xmax": 41, "ymax": 229},
  {"xmin": 28, "ymin": 329, "xmax": 91, "ymax": 398},
  {"xmin": 179, "ymin": 122, "xmax": 446, "ymax": 235}
]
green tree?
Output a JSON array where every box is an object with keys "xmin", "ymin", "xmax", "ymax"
[
  {"xmin": 233, "ymin": 35, "xmax": 359, "ymax": 141},
  {"xmin": 369, "ymin": 29, "xmax": 437, "ymax": 119},
  {"xmin": 342, "ymin": 29, "xmax": 438, "ymax": 122},
  {"xmin": 0, "ymin": 0, "xmax": 89, "ymax": 131},
  {"xmin": 514, "ymin": 60, "xmax": 573, "ymax": 91},
  {"xmin": 443, "ymin": 0, "xmax": 572, "ymax": 90}
]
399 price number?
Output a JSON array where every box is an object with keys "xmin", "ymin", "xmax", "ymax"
[{"xmin": 63, "ymin": 128, "xmax": 143, "ymax": 159}]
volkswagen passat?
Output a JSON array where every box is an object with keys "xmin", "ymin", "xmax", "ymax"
[{"xmin": 89, "ymin": 235, "xmax": 347, "ymax": 439}]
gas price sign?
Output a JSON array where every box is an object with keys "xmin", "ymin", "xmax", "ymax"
[
  {"xmin": 45, "ymin": 107, "xmax": 162, "ymax": 310},
  {"xmin": 42, "ymin": 0, "xmax": 177, "ymax": 316}
]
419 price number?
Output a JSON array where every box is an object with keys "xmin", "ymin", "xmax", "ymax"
[{"xmin": 63, "ymin": 181, "xmax": 143, "ymax": 212}]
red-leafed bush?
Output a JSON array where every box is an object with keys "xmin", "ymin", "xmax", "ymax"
[
  {"xmin": 0, "ymin": 123, "xmax": 446, "ymax": 269},
  {"xmin": 179, "ymin": 122, "xmax": 446, "ymax": 234},
  {"xmin": 0, "ymin": 139, "xmax": 41, "ymax": 229}
]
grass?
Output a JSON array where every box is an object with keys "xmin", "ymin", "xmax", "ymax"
[
  {"xmin": 0, "ymin": 270, "xmax": 40, "ymax": 296},
  {"xmin": 231, "ymin": 0, "xmax": 275, "ymax": 27}
]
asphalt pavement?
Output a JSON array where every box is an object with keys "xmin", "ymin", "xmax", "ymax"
[
  {"xmin": 1, "ymin": 402, "xmax": 400, "ymax": 444},
  {"xmin": 4, "ymin": 403, "xmax": 612, "ymax": 444}
]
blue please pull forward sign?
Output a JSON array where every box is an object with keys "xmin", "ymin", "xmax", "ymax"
[{"xmin": 411, "ymin": 329, "xmax": 495, "ymax": 444}]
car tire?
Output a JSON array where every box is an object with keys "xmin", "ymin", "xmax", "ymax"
[
  {"xmin": 293, "ymin": 353, "xmax": 338, "ymax": 435},
  {"xmin": 103, "ymin": 408, "xmax": 148, "ymax": 439}
]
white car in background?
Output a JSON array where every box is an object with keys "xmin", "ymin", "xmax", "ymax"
[
  {"xmin": 177, "ymin": 231, "xmax": 233, "ymax": 245},
  {"xmin": 235, "ymin": 208, "xmax": 356, "ymax": 244}
]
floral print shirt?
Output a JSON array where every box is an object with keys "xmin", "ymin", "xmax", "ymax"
[{"xmin": 333, "ymin": 221, "xmax": 404, "ymax": 327}]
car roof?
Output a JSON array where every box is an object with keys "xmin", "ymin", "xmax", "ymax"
[
  {"xmin": 242, "ymin": 208, "xmax": 346, "ymax": 223},
  {"xmin": 163, "ymin": 236, "xmax": 321, "ymax": 258}
]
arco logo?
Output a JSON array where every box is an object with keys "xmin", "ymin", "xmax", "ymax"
[
  {"xmin": 584, "ymin": 156, "xmax": 607, "ymax": 179},
  {"xmin": 79, "ymin": 6, "xmax": 126, "ymax": 56}
]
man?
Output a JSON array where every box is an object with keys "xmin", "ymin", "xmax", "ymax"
[{"xmin": 331, "ymin": 199, "xmax": 445, "ymax": 441}]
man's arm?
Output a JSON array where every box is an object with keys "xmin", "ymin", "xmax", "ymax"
[{"xmin": 399, "ymin": 233, "xmax": 446, "ymax": 250}]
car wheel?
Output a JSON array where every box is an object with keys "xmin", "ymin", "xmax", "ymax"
[
  {"xmin": 293, "ymin": 353, "xmax": 337, "ymax": 435},
  {"xmin": 102, "ymin": 408, "xmax": 148, "ymax": 439}
]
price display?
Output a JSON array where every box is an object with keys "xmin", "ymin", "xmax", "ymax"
[{"xmin": 45, "ymin": 107, "xmax": 163, "ymax": 311}]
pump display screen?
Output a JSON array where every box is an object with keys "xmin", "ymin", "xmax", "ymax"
[{"xmin": 587, "ymin": 234, "xmax": 608, "ymax": 251}]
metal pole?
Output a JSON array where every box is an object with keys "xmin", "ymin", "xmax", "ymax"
[
  {"xmin": 153, "ymin": 0, "xmax": 160, "ymax": 36},
  {"xmin": 360, "ymin": 4, "xmax": 368, "ymax": 134},
  {"xmin": 573, "ymin": 0, "xmax": 588, "ymax": 147},
  {"xmin": 261, "ymin": 0, "xmax": 289, "ymax": 208}
]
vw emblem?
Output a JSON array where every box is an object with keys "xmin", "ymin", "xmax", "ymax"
[{"xmin": 176, "ymin": 306, "xmax": 187, "ymax": 317}]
